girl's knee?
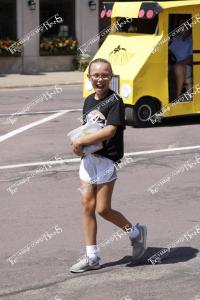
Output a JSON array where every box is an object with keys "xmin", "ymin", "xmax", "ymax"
[
  {"xmin": 81, "ymin": 198, "xmax": 95, "ymax": 214},
  {"xmin": 96, "ymin": 207, "xmax": 112, "ymax": 219}
]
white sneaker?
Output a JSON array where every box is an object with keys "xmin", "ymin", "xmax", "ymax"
[
  {"xmin": 130, "ymin": 224, "xmax": 147, "ymax": 263},
  {"xmin": 70, "ymin": 256, "xmax": 101, "ymax": 273}
]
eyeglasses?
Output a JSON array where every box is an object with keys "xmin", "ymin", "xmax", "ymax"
[{"xmin": 89, "ymin": 74, "xmax": 112, "ymax": 80}]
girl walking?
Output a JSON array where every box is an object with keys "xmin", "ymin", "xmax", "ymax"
[{"xmin": 70, "ymin": 58, "xmax": 147, "ymax": 273}]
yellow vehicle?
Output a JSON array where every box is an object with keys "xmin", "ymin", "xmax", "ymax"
[{"xmin": 83, "ymin": 1, "xmax": 200, "ymax": 127}]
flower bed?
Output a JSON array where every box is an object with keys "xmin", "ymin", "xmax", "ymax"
[
  {"xmin": 40, "ymin": 37, "xmax": 77, "ymax": 56},
  {"xmin": 0, "ymin": 39, "xmax": 21, "ymax": 56}
]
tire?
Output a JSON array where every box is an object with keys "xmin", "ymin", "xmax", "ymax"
[
  {"xmin": 125, "ymin": 98, "xmax": 158, "ymax": 127},
  {"xmin": 125, "ymin": 106, "xmax": 136, "ymax": 126}
]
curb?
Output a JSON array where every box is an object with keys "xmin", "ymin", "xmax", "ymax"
[{"xmin": 0, "ymin": 81, "xmax": 83, "ymax": 89}]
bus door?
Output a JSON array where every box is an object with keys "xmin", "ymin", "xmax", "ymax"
[{"xmin": 168, "ymin": 13, "xmax": 194, "ymax": 116}]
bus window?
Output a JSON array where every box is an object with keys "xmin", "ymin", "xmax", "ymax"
[
  {"xmin": 115, "ymin": 16, "xmax": 158, "ymax": 34},
  {"xmin": 168, "ymin": 14, "xmax": 193, "ymax": 103}
]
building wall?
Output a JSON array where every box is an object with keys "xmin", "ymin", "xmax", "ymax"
[
  {"xmin": 75, "ymin": 0, "xmax": 99, "ymax": 55},
  {"xmin": 16, "ymin": 0, "xmax": 40, "ymax": 74},
  {"xmin": 1, "ymin": 0, "xmax": 99, "ymax": 74}
]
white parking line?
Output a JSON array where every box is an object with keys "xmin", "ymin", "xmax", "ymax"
[
  {"xmin": 124, "ymin": 145, "xmax": 200, "ymax": 156},
  {"xmin": 0, "ymin": 158, "xmax": 80, "ymax": 170},
  {"xmin": 0, "ymin": 109, "xmax": 81, "ymax": 117},
  {"xmin": 1, "ymin": 145, "xmax": 200, "ymax": 170},
  {"xmin": 0, "ymin": 110, "xmax": 75, "ymax": 143}
]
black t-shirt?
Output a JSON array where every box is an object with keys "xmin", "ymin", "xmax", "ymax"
[{"xmin": 82, "ymin": 89, "xmax": 126, "ymax": 162}]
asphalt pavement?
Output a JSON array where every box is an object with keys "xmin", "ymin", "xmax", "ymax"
[{"xmin": 0, "ymin": 84, "xmax": 200, "ymax": 300}]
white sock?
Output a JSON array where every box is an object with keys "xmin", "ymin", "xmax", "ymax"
[
  {"xmin": 86, "ymin": 245, "xmax": 98, "ymax": 260},
  {"xmin": 130, "ymin": 225, "xmax": 140, "ymax": 239}
]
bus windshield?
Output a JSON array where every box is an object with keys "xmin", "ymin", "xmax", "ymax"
[{"xmin": 114, "ymin": 17, "xmax": 158, "ymax": 34}]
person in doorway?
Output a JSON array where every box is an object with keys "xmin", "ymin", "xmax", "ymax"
[{"xmin": 169, "ymin": 19, "xmax": 193, "ymax": 97}]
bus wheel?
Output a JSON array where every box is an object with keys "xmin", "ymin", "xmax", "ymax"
[
  {"xmin": 135, "ymin": 98, "xmax": 158, "ymax": 127},
  {"xmin": 125, "ymin": 106, "xmax": 136, "ymax": 126},
  {"xmin": 126, "ymin": 98, "xmax": 158, "ymax": 127}
]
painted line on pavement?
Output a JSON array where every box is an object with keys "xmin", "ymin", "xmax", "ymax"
[
  {"xmin": 0, "ymin": 110, "xmax": 69, "ymax": 143},
  {"xmin": 0, "ymin": 109, "xmax": 81, "ymax": 117},
  {"xmin": 1, "ymin": 145, "xmax": 200, "ymax": 170},
  {"xmin": 0, "ymin": 158, "xmax": 80, "ymax": 170},
  {"xmin": 124, "ymin": 145, "xmax": 200, "ymax": 156}
]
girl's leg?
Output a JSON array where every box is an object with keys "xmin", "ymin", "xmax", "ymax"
[
  {"xmin": 70, "ymin": 181, "xmax": 100, "ymax": 273},
  {"xmin": 80, "ymin": 180, "xmax": 97, "ymax": 245},
  {"xmin": 95, "ymin": 180, "xmax": 132, "ymax": 230},
  {"xmin": 95, "ymin": 180, "xmax": 147, "ymax": 263}
]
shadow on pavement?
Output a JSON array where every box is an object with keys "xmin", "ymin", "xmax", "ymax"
[
  {"xmin": 154, "ymin": 115, "xmax": 200, "ymax": 128},
  {"xmin": 101, "ymin": 247, "xmax": 199, "ymax": 269},
  {"xmin": 101, "ymin": 255, "xmax": 133, "ymax": 269}
]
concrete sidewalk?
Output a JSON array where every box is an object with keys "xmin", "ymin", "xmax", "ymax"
[{"xmin": 0, "ymin": 71, "xmax": 83, "ymax": 89}]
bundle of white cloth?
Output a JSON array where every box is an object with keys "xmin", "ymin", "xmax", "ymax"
[{"xmin": 67, "ymin": 110, "xmax": 105, "ymax": 155}]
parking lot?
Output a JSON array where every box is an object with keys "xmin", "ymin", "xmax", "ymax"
[{"xmin": 0, "ymin": 84, "xmax": 200, "ymax": 300}]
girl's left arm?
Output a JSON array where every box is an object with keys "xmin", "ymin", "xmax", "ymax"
[{"xmin": 72, "ymin": 125, "xmax": 117, "ymax": 155}]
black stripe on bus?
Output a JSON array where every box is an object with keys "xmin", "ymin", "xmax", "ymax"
[
  {"xmin": 193, "ymin": 62, "xmax": 200, "ymax": 65},
  {"xmin": 193, "ymin": 50, "xmax": 200, "ymax": 53}
]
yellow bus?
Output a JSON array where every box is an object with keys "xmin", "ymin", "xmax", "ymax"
[{"xmin": 83, "ymin": 1, "xmax": 200, "ymax": 127}]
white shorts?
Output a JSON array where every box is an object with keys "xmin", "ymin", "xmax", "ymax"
[{"xmin": 79, "ymin": 154, "xmax": 117, "ymax": 184}]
